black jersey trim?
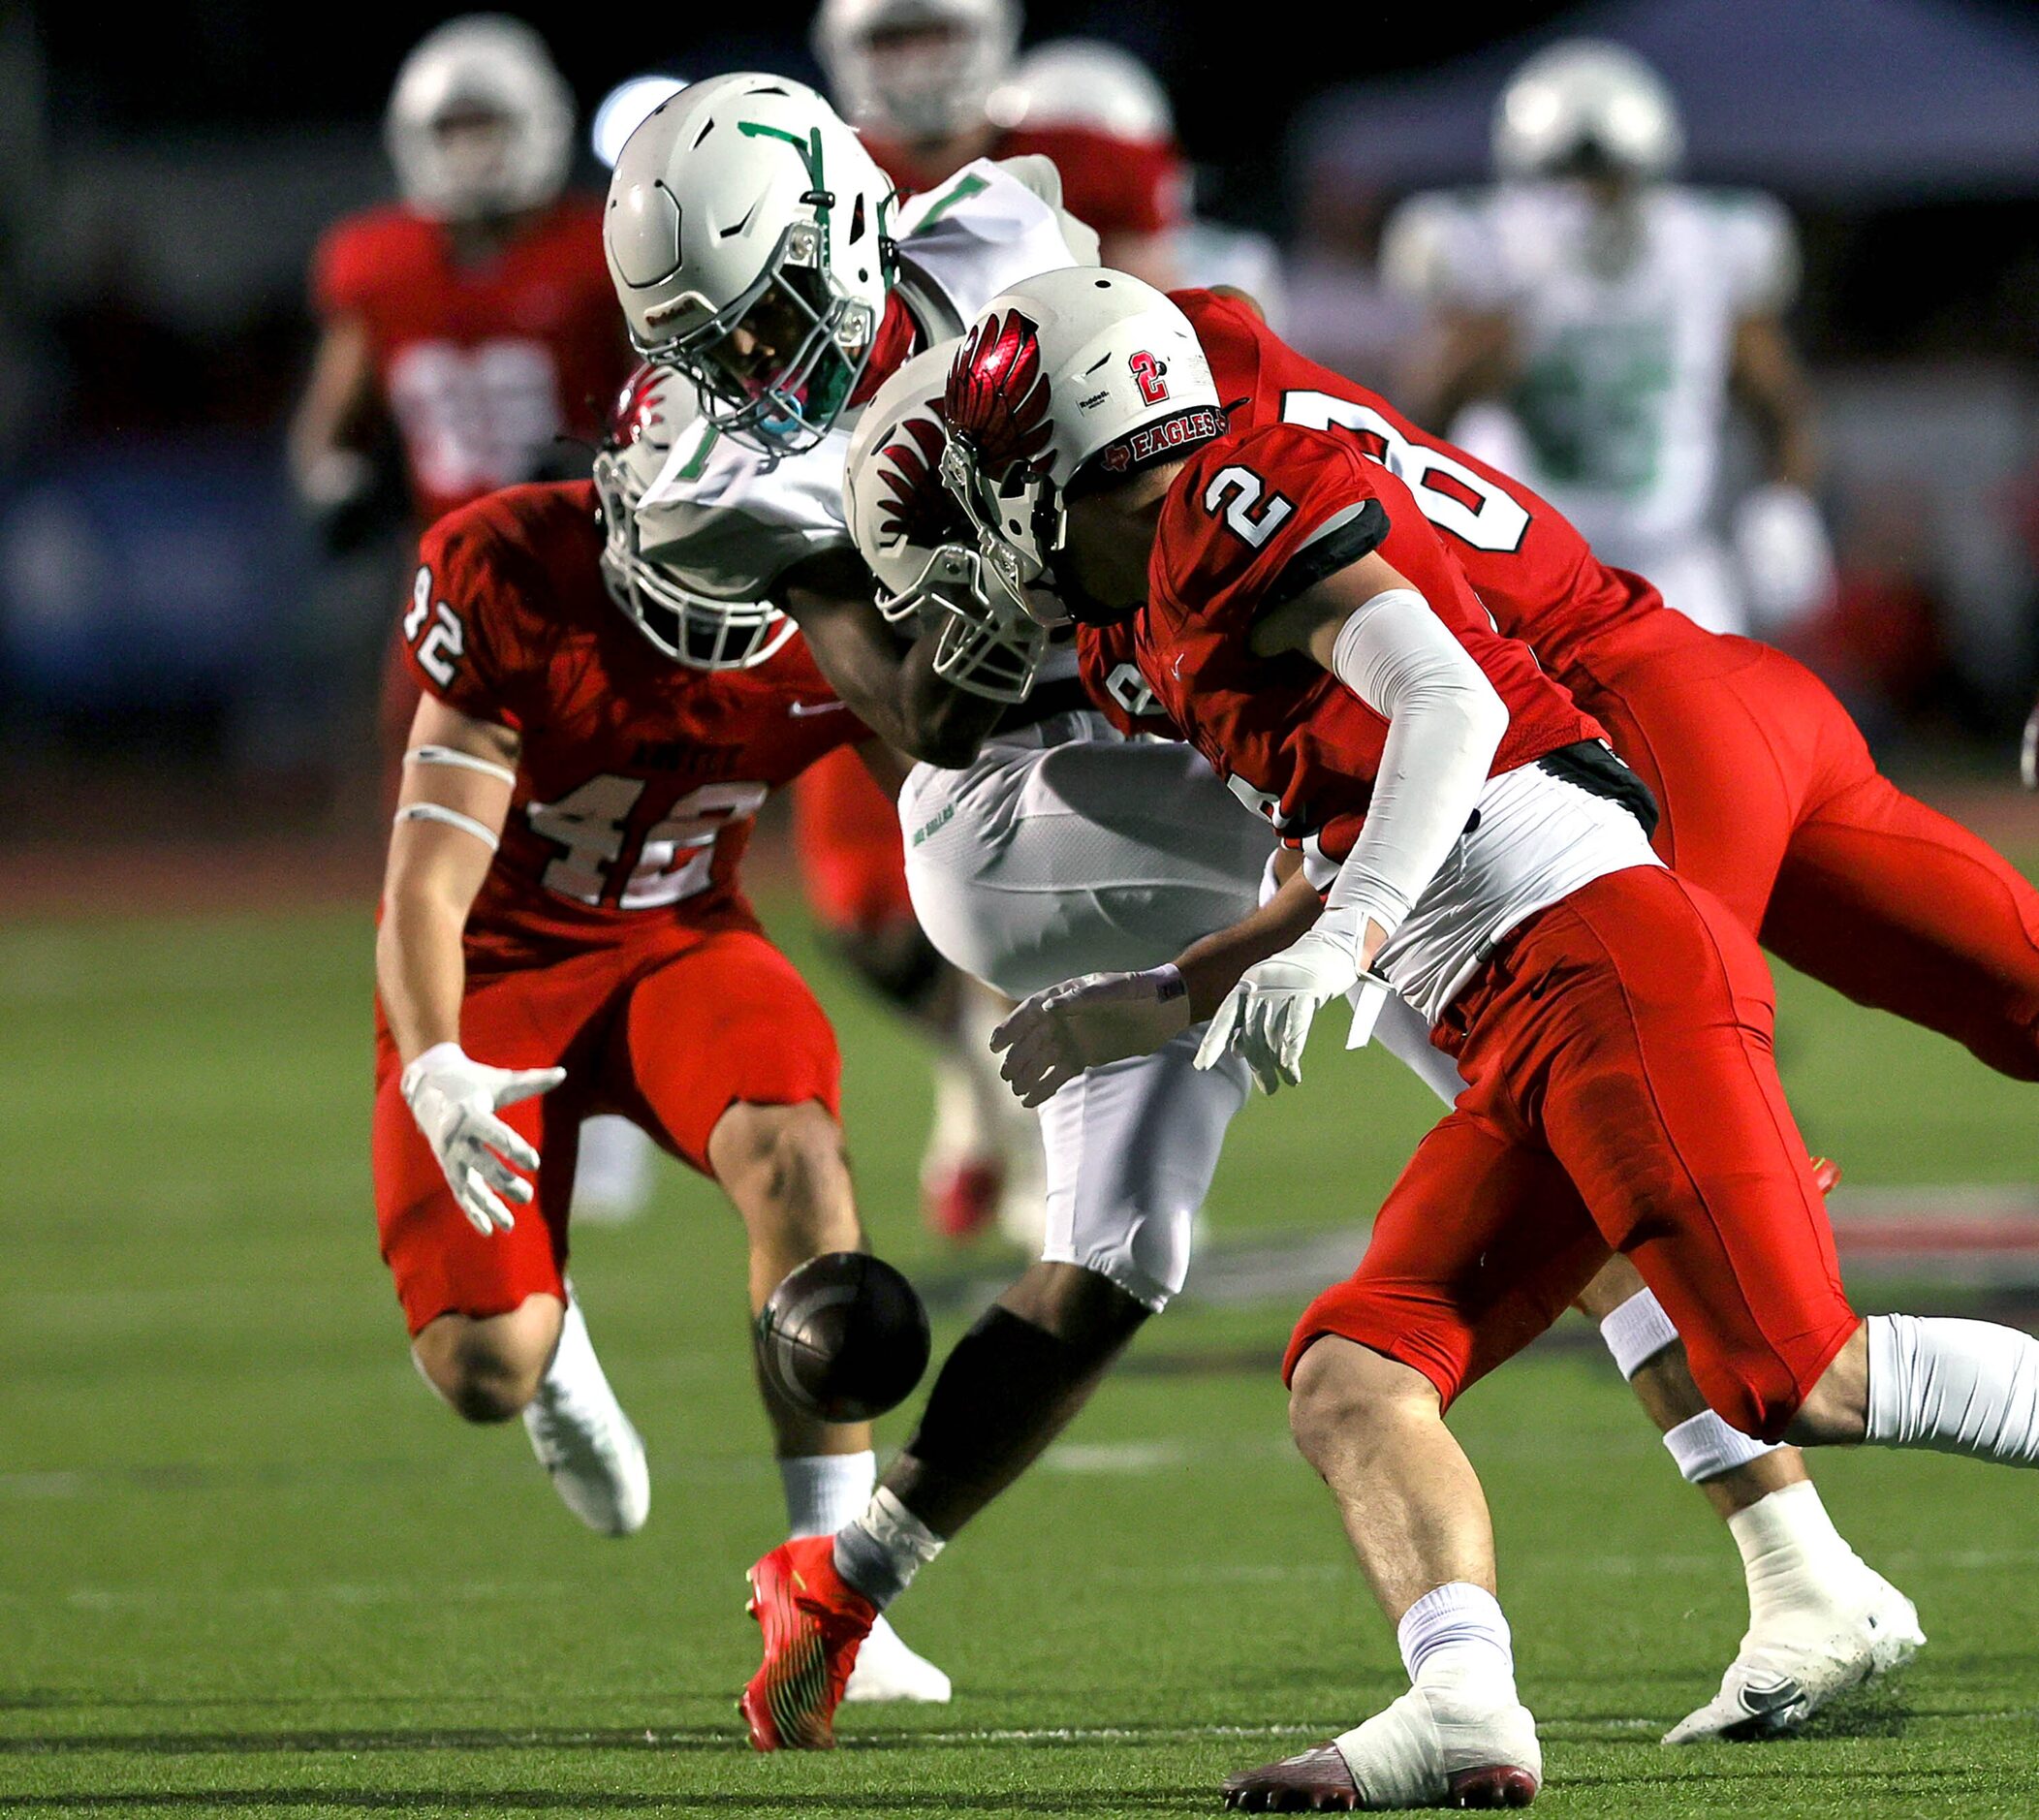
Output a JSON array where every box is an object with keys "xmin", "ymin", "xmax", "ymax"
[{"xmin": 1263, "ymin": 498, "xmax": 1390, "ymax": 610}]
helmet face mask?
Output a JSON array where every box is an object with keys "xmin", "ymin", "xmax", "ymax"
[
  {"xmin": 844, "ymin": 343, "xmax": 1049, "ymax": 702},
  {"xmin": 665, "ymin": 222, "xmax": 880, "ymax": 456},
  {"xmin": 593, "ymin": 367, "xmax": 798, "ymax": 671}
]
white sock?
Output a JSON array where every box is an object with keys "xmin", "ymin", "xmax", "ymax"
[
  {"xmin": 1664, "ymin": 1410, "xmax": 1781, "ymax": 1485},
  {"xmin": 833, "ymin": 1487, "xmax": 946, "ymax": 1610},
  {"xmin": 540, "ymin": 1293, "xmax": 597, "ymax": 1396},
  {"xmin": 1866, "ymin": 1313, "xmax": 2039, "ymax": 1465},
  {"xmin": 780, "ymin": 1450, "xmax": 877, "ymax": 1539},
  {"xmin": 1396, "ymin": 1583, "xmax": 1517, "ymax": 1699},
  {"xmin": 1726, "ymin": 1481, "xmax": 1859, "ymax": 1624}
]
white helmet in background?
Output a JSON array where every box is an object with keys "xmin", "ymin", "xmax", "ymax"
[
  {"xmin": 1492, "ymin": 40, "xmax": 1683, "ymax": 183},
  {"xmin": 386, "ymin": 15, "xmax": 576, "ymax": 221},
  {"xmin": 592, "ymin": 364, "xmax": 797, "ymax": 669},
  {"xmin": 813, "ymin": 0, "xmax": 1020, "ymax": 142},
  {"xmin": 846, "ymin": 345, "xmax": 1046, "ymax": 702},
  {"xmin": 939, "ymin": 267, "xmax": 1220, "ymax": 626},
  {"xmin": 604, "ymin": 73, "xmax": 894, "ymax": 457},
  {"xmin": 988, "ymin": 38, "xmax": 1174, "ymax": 141}
]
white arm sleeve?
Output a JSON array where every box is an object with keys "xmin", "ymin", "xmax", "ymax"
[{"xmin": 1321, "ymin": 588, "xmax": 1509, "ymax": 947}]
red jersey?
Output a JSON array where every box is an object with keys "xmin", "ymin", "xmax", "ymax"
[
  {"xmin": 1169, "ymin": 288, "xmax": 1665, "ymax": 685},
  {"xmin": 403, "ymin": 483, "xmax": 868, "ymax": 968},
  {"xmin": 1135, "ymin": 423, "xmax": 1602, "ymax": 865},
  {"xmin": 865, "ymin": 124, "xmax": 1186, "ymax": 238},
  {"xmin": 313, "ymin": 198, "xmax": 630, "ymax": 527}
]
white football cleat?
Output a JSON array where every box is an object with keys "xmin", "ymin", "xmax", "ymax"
[
  {"xmin": 841, "ymin": 1613, "xmax": 953, "ymax": 1704},
  {"xmin": 1333, "ymin": 1681, "xmax": 1541, "ymax": 1808},
  {"xmin": 521, "ymin": 1294, "xmax": 650, "ymax": 1537},
  {"xmin": 1664, "ymin": 1565, "xmax": 1924, "ymax": 1743}
]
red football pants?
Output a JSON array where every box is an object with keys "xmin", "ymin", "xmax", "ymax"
[
  {"xmin": 790, "ymin": 746, "xmax": 917, "ymax": 935},
  {"xmin": 373, "ymin": 925, "xmax": 841, "ymax": 1334},
  {"xmin": 1574, "ymin": 612, "xmax": 2039, "ymax": 1079},
  {"xmin": 1288, "ymin": 866, "xmax": 1860, "ymax": 1442}
]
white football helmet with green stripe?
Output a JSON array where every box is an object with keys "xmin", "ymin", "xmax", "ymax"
[{"xmin": 603, "ymin": 74, "xmax": 895, "ymax": 457}]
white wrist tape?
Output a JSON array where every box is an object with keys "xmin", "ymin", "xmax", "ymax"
[
  {"xmin": 1599, "ymin": 1286, "xmax": 1680, "ymax": 1379},
  {"xmin": 406, "ymin": 744, "xmax": 517, "ymax": 786},
  {"xmin": 1664, "ymin": 1410, "xmax": 1779, "ymax": 1484},
  {"xmin": 394, "ymin": 801, "xmax": 500, "ymax": 851}
]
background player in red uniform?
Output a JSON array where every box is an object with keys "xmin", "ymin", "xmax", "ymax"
[
  {"xmin": 371, "ymin": 367, "xmax": 948, "ymax": 1702},
  {"xmin": 795, "ymin": 1, "xmax": 1189, "ymax": 1245},
  {"xmin": 291, "ymin": 16, "xmax": 624, "ymax": 537},
  {"xmin": 933, "ymin": 274, "xmax": 2039, "ymax": 1805},
  {"xmin": 293, "ymin": 15, "xmax": 648, "ymax": 1220}
]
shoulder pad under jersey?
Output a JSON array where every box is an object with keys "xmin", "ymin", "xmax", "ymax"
[
  {"xmin": 891, "ymin": 157, "xmax": 1099, "ymax": 342},
  {"xmin": 634, "ymin": 414, "xmax": 854, "ymax": 599}
]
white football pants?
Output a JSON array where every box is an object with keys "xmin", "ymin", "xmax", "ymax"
[{"xmin": 900, "ymin": 712, "xmax": 1276, "ymax": 1308}]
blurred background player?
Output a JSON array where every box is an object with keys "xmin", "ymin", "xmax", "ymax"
[
  {"xmin": 1381, "ymin": 40, "xmax": 1835, "ymax": 640},
  {"xmin": 373, "ymin": 362, "xmax": 947, "ymax": 1701},
  {"xmin": 292, "ymin": 15, "xmax": 649, "ymax": 1222},
  {"xmin": 800, "ymin": 1, "xmax": 1191, "ymax": 1244}
]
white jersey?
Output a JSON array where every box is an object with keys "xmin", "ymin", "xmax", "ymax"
[
  {"xmin": 1383, "ymin": 181, "xmax": 1796, "ymax": 569},
  {"xmin": 1304, "ymin": 760, "xmax": 1663, "ymax": 1029},
  {"xmin": 634, "ymin": 156, "xmax": 1094, "ymax": 593}
]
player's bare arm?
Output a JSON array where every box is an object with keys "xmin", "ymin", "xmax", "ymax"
[
  {"xmin": 377, "ymin": 693, "xmax": 518, "ymax": 1060},
  {"xmin": 1730, "ymin": 313, "xmax": 1819, "ymax": 489},
  {"xmin": 779, "ymin": 549, "xmax": 1004, "ymax": 768},
  {"xmin": 1415, "ymin": 306, "xmax": 1519, "ymax": 430},
  {"xmin": 287, "ymin": 313, "xmax": 383, "ymax": 520},
  {"xmin": 377, "ymin": 691, "xmax": 562, "ymax": 1238}
]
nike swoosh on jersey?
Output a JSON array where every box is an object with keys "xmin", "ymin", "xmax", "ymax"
[{"xmin": 788, "ymin": 700, "xmax": 851, "ymax": 717}]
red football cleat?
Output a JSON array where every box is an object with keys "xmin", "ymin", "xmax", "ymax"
[
  {"xmin": 739, "ymin": 1535, "xmax": 877, "ymax": 1750},
  {"xmin": 923, "ymin": 1158, "xmax": 1003, "ymax": 1242},
  {"xmin": 1811, "ymin": 1156, "xmax": 1843, "ymax": 1197}
]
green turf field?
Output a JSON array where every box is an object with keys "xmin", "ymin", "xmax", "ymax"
[{"xmin": 4, "ymin": 897, "xmax": 2037, "ymax": 1818}]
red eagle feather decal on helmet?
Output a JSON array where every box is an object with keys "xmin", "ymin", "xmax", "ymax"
[
  {"xmin": 943, "ymin": 309, "xmax": 1053, "ymax": 478},
  {"xmin": 876, "ymin": 411, "xmax": 964, "ymax": 548},
  {"xmin": 607, "ymin": 363, "xmax": 668, "ymax": 449}
]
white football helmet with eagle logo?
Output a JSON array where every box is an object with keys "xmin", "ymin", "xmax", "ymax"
[
  {"xmin": 938, "ymin": 267, "xmax": 1220, "ymax": 625},
  {"xmin": 603, "ymin": 74, "xmax": 895, "ymax": 456},
  {"xmin": 845, "ymin": 345, "xmax": 1046, "ymax": 702},
  {"xmin": 592, "ymin": 364, "xmax": 797, "ymax": 669}
]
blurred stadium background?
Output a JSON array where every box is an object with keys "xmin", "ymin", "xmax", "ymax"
[{"xmin": 8, "ymin": 5, "xmax": 2039, "ymax": 1813}]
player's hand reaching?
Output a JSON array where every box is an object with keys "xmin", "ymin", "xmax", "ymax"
[
  {"xmin": 399, "ymin": 1043, "xmax": 565, "ymax": 1235},
  {"xmin": 991, "ymin": 967, "xmax": 1192, "ymax": 1108},
  {"xmin": 1194, "ymin": 928, "xmax": 1362, "ymax": 1093}
]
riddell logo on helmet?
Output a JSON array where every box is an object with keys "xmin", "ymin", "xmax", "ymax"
[
  {"xmin": 1096, "ymin": 407, "xmax": 1226, "ymax": 475},
  {"xmin": 1129, "ymin": 351, "xmax": 1169, "ymax": 404}
]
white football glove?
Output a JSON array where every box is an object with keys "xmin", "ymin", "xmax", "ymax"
[
  {"xmin": 2023, "ymin": 700, "xmax": 2038, "ymax": 792},
  {"xmin": 399, "ymin": 1042, "xmax": 566, "ymax": 1236},
  {"xmin": 1194, "ymin": 928, "xmax": 1361, "ymax": 1094},
  {"xmin": 1732, "ymin": 484, "xmax": 1835, "ymax": 631},
  {"xmin": 991, "ymin": 966, "xmax": 1192, "ymax": 1108}
]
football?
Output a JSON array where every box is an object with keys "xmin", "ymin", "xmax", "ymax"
[{"xmin": 757, "ymin": 1251, "xmax": 932, "ymax": 1423}]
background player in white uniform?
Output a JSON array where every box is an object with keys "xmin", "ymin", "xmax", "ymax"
[{"xmin": 1381, "ymin": 40, "xmax": 1834, "ymax": 638}]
